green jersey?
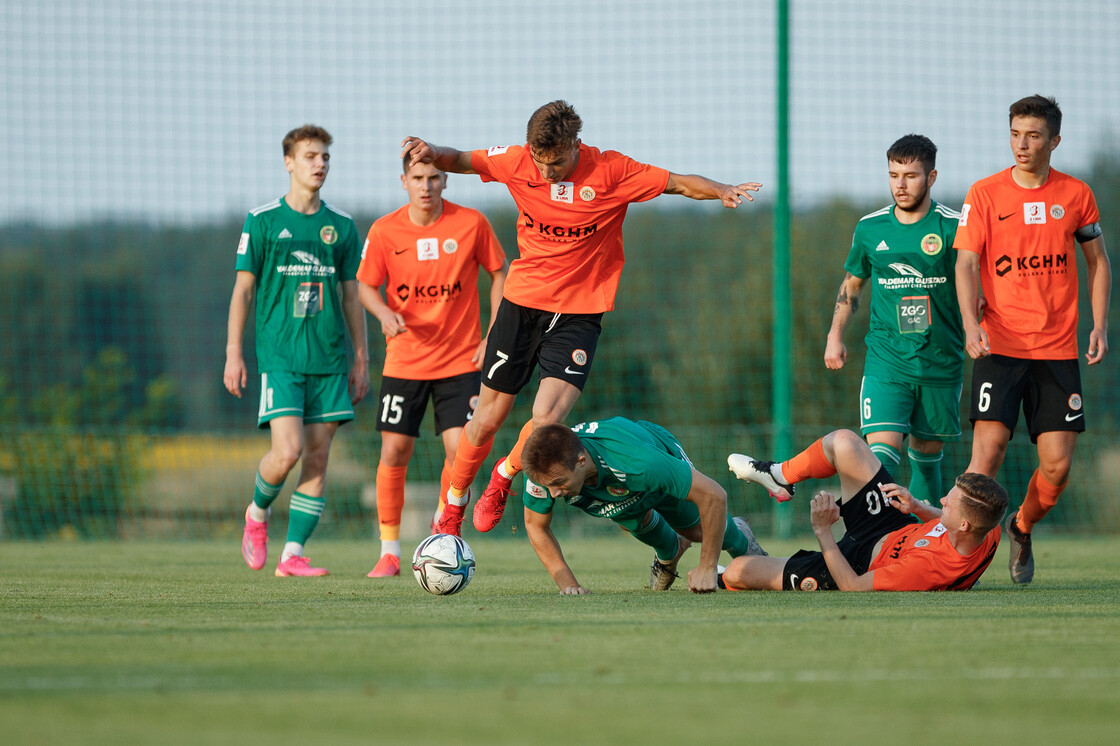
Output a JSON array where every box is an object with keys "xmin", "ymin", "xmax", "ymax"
[
  {"xmin": 844, "ymin": 201, "xmax": 963, "ymax": 385},
  {"xmin": 522, "ymin": 417, "xmax": 694, "ymax": 519},
  {"xmin": 236, "ymin": 197, "xmax": 360, "ymax": 374}
]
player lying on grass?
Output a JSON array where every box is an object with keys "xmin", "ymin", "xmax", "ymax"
[
  {"xmin": 723, "ymin": 429, "xmax": 1007, "ymax": 591},
  {"xmin": 520, "ymin": 418, "xmax": 767, "ymax": 594}
]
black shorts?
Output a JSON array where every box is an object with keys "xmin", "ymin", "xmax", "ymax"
[
  {"xmin": 375, "ymin": 371, "xmax": 481, "ymax": 437},
  {"xmin": 781, "ymin": 466, "xmax": 918, "ymax": 591},
  {"xmin": 480, "ymin": 298, "xmax": 603, "ymax": 395},
  {"xmin": 969, "ymin": 354, "xmax": 1084, "ymax": 443}
]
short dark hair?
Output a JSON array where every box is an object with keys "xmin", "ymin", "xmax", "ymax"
[
  {"xmin": 1009, "ymin": 95, "xmax": 1062, "ymax": 138},
  {"xmin": 526, "ymin": 100, "xmax": 582, "ymax": 155},
  {"xmin": 886, "ymin": 134, "xmax": 937, "ymax": 174},
  {"xmin": 282, "ymin": 124, "xmax": 333, "ymax": 157},
  {"xmin": 955, "ymin": 472, "xmax": 1009, "ymax": 533},
  {"xmin": 521, "ymin": 424, "xmax": 584, "ymax": 483}
]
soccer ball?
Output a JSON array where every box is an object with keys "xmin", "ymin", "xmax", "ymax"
[{"xmin": 412, "ymin": 533, "xmax": 476, "ymax": 595}]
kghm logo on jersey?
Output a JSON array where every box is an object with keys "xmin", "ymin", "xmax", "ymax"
[
  {"xmin": 320, "ymin": 225, "xmax": 338, "ymax": 245},
  {"xmin": 921, "ymin": 233, "xmax": 944, "ymax": 256}
]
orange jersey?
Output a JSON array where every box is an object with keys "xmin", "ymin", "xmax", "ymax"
[
  {"xmin": 471, "ymin": 143, "xmax": 669, "ymax": 313},
  {"xmin": 357, "ymin": 201, "xmax": 506, "ymax": 380},
  {"xmin": 870, "ymin": 519, "xmax": 1000, "ymax": 591},
  {"xmin": 955, "ymin": 167, "xmax": 1100, "ymax": 358}
]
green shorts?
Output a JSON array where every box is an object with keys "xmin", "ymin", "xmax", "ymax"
[
  {"xmin": 858, "ymin": 375, "xmax": 961, "ymax": 442},
  {"xmin": 257, "ymin": 371, "xmax": 354, "ymax": 429},
  {"xmin": 609, "ymin": 493, "xmax": 701, "ymax": 534}
]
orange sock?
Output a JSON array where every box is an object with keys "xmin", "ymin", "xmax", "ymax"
[
  {"xmin": 438, "ymin": 461, "xmax": 451, "ymax": 514},
  {"xmin": 1018, "ymin": 469, "xmax": 1065, "ymax": 533},
  {"xmin": 504, "ymin": 420, "xmax": 535, "ymax": 474},
  {"xmin": 781, "ymin": 438, "xmax": 834, "ymax": 483},
  {"xmin": 375, "ymin": 463, "xmax": 407, "ymax": 541},
  {"xmin": 449, "ymin": 431, "xmax": 494, "ymax": 496}
]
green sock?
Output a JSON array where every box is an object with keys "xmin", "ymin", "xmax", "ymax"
[
  {"xmin": 632, "ymin": 511, "xmax": 681, "ymax": 561},
  {"xmin": 722, "ymin": 514, "xmax": 750, "ymax": 557},
  {"xmin": 286, "ymin": 491, "xmax": 326, "ymax": 545},
  {"xmin": 907, "ymin": 448, "xmax": 943, "ymax": 505},
  {"xmin": 868, "ymin": 442, "xmax": 901, "ymax": 473},
  {"xmin": 253, "ymin": 471, "xmax": 284, "ymax": 511}
]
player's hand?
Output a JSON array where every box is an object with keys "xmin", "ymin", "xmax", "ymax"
[
  {"xmin": 688, "ymin": 565, "xmax": 719, "ymax": 593},
  {"xmin": 824, "ymin": 337, "xmax": 847, "ymax": 370},
  {"xmin": 1086, "ymin": 328, "xmax": 1108, "ymax": 365},
  {"xmin": 401, "ymin": 136, "xmax": 434, "ymax": 167},
  {"xmin": 560, "ymin": 585, "xmax": 590, "ymax": 595},
  {"xmin": 378, "ymin": 312, "xmax": 407, "ymax": 339},
  {"xmin": 223, "ymin": 354, "xmax": 247, "ymax": 398},
  {"xmin": 471, "ymin": 338, "xmax": 488, "ymax": 369},
  {"xmin": 963, "ymin": 326, "xmax": 991, "ymax": 359},
  {"xmin": 881, "ymin": 482, "xmax": 918, "ymax": 514},
  {"xmin": 719, "ymin": 182, "xmax": 763, "ymax": 208},
  {"xmin": 349, "ymin": 358, "xmax": 369, "ymax": 405},
  {"xmin": 810, "ymin": 491, "xmax": 840, "ymax": 534}
]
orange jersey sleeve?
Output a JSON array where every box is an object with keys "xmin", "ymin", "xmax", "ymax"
[
  {"xmin": 954, "ymin": 168, "xmax": 1100, "ymax": 358},
  {"xmin": 870, "ymin": 519, "xmax": 1000, "ymax": 591},
  {"xmin": 356, "ymin": 202, "xmax": 506, "ymax": 380},
  {"xmin": 471, "ymin": 143, "xmax": 669, "ymax": 314}
]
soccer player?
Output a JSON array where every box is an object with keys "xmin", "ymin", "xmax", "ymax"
[
  {"xmin": 225, "ymin": 125, "xmax": 369, "ymax": 577},
  {"xmin": 357, "ymin": 156, "xmax": 508, "ymax": 577},
  {"xmin": 401, "ymin": 100, "xmax": 762, "ymax": 537},
  {"xmin": 520, "ymin": 419, "xmax": 767, "ymax": 594},
  {"xmin": 955, "ymin": 95, "xmax": 1111, "ymax": 584},
  {"xmin": 824, "ymin": 134, "xmax": 963, "ymax": 505},
  {"xmin": 724, "ymin": 431, "xmax": 1007, "ymax": 591}
]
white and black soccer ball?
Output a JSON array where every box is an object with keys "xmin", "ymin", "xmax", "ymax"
[{"xmin": 412, "ymin": 533, "xmax": 476, "ymax": 595}]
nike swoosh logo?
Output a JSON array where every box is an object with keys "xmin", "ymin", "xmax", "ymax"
[
  {"xmin": 563, "ymin": 367, "xmax": 585, "ymax": 376},
  {"xmin": 789, "ymin": 574, "xmax": 798, "ymax": 589},
  {"xmin": 394, "ymin": 248, "xmax": 408, "ymax": 254},
  {"xmin": 527, "ymin": 183, "xmax": 545, "ymax": 188},
  {"xmin": 998, "ymin": 213, "xmax": 1016, "ymax": 221},
  {"xmin": 1065, "ymin": 412, "xmax": 1084, "ymax": 422}
]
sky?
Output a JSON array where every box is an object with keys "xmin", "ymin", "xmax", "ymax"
[{"xmin": 3, "ymin": 0, "xmax": 1119, "ymax": 226}]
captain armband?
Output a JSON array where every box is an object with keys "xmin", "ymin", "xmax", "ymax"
[{"xmin": 1075, "ymin": 222, "xmax": 1103, "ymax": 242}]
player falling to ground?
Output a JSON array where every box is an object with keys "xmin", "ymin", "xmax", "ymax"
[
  {"xmin": 225, "ymin": 125, "xmax": 369, "ymax": 578},
  {"xmin": 520, "ymin": 419, "xmax": 767, "ymax": 594},
  {"xmin": 725, "ymin": 430, "xmax": 1007, "ymax": 591},
  {"xmin": 400, "ymin": 100, "xmax": 762, "ymax": 537},
  {"xmin": 824, "ymin": 135, "xmax": 963, "ymax": 505},
  {"xmin": 955, "ymin": 95, "xmax": 1111, "ymax": 584},
  {"xmin": 357, "ymin": 156, "xmax": 507, "ymax": 578}
]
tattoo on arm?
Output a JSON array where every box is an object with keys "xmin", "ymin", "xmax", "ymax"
[{"xmin": 834, "ymin": 276, "xmax": 859, "ymax": 315}]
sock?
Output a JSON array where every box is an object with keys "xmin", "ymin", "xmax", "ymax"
[
  {"xmin": 632, "ymin": 511, "xmax": 681, "ymax": 561},
  {"xmin": 781, "ymin": 438, "xmax": 834, "ymax": 483},
  {"xmin": 380, "ymin": 539, "xmax": 401, "ymax": 558},
  {"xmin": 868, "ymin": 442, "xmax": 901, "ymax": 473},
  {"xmin": 376, "ymin": 463, "xmax": 408, "ymax": 541},
  {"xmin": 907, "ymin": 448, "xmax": 942, "ymax": 505},
  {"xmin": 721, "ymin": 514, "xmax": 750, "ymax": 557},
  {"xmin": 1018, "ymin": 469, "xmax": 1065, "ymax": 533},
  {"xmin": 252, "ymin": 470, "xmax": 284, "ymax": 513},
  {"xmin": 286, "ymin": 491, "xmax": 325, "ymax": 546},
  {"xmin": 503, "ymin": 420, "xmax": 535, "ymax": 474},
  {"xmin": 438, "ymin": 462, "xmax": 450, "ymax": 515},
  {"xmin": 448, "ymin": 432, "xmax": 494, "ymax": 500},
  {"xmin": 282, "ymin": 541, "xmax": 303, "ymax": 561}
]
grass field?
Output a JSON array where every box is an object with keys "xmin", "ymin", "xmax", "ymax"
[{"xmin": 3, "ymin": 535, "xmax": 1119, "ymax": 745}]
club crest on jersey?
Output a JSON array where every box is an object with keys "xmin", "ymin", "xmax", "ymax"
[
  {"xmin": 914, "ymin": 539, "xmax": 930, "ymax": 548},
  {"xmin": 443, "ymin": 238, "xmax": 458, "ymax": 254},
  {"xmin": 579, "ymin": 186, "xmax": 596, "ymax": 202},
  {"xmin": 551, "ymin": 182, "xmax": 574, "ymax": 203},
  {"xmin": 921, "ymin": 233, "xmax": 943, "ymax": 256},
  {"xmin": 1050, "ymin": 204, "xmax": 1066, "ymax": 220},
  {"xmin": 607, "ymin": 486, "xmax": 629, "ymax": 497},
  {"xmin": 1069, "ymin": 393, "xmax": 1082, "ymax": 410},
  {"xmin": 572, "ymin": 349, "xmax": 587, "ymax": 365},
  {"xmin": 238, "ymin": 232, "xmax": 249, "ymax": 255},
  {"xmin": 320, "ymin": 225, "xmax": 338, "ymax": 245}
]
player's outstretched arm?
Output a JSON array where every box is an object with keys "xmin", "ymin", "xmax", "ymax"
[
  {"xmin": 664, "ymin": 173, "xmax": 761, "ymax": 208},
  {"xmin": 524, "ymin": 507, "xmax": 589, "ymax": 595},
  {"xmin": 810, "ymin": 491, "xmax": 875, "ymax": 591},
  {"xmin": 400, "ymin": 136, "xmax": 476, "ymax": 174},
  {"xmin": 685, "ymin": 469, "xmax": 727, "ymax": 593},
  {"xmin": 223, "ymin": 271, "xmax": 256, "ymax": 398},
  {"xmin": 1081, "ymin": 235, "xmax": 1111, "ymax": 365},
  {"xmin": 824, "ymin": 273, "xmax": 864, "ymax": 370}
]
